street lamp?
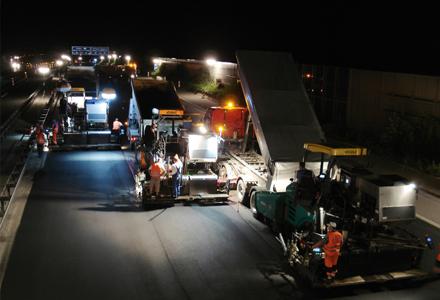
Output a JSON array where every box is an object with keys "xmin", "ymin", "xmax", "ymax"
[
  {"xmin": 56, "ymin": 60, "xmax": 64, "ymax": 67},
  {"xmin": 100, "ymin": 56, "xmax": 105, "ymax": 60},
  {"xmin": 125, "ymin": 55, "xmax": 131, "ymax": 63},
  {"xmin": 11, "ymin": 62, "xmax": 21, "ymax": 72}
]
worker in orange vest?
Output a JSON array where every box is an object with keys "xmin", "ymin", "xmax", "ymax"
[
  {"xmin": 139, "ymin": 150, "xmax": 147, "ymax": 171},
  {"xmin": 51, "ymin": 119, "xmax": 59, "ymax": 145},
  {"xmin": 312, "ymin": 222, "xmax": 343, "ymax": 281},
  {"xmin": 35, "ymin": 123, "xmax": 46, "ymax": 157},
  {"xmin": 149, "ymin": 157, "xmax": 165, "ymax": 199}
]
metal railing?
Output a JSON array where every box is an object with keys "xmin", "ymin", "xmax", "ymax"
[{"xmin": 0, "ymin": 89, "xmax": 59, "ymax": 221}]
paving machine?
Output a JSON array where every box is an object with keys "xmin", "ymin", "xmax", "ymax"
[
  {"xmin": 138, "ymin": 117, "xmax": 229, "ymax": 209},
  {"xmin": 217, "ymin": 51, "xmax": 429, "ymax": 287},
  {"xmin": 251, "ymin": 143, "xmax": 428, "ymax": 287}
]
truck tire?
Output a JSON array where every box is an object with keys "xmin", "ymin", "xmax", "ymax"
[
  {"xmin": 250, "ymin": 191, "xmax": 261, "ymax": 220},
  {"xmin": 236, "ymin": 179, "xmax": 247, "ymax": 205}
]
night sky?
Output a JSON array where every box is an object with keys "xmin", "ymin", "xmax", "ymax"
[{"xmin": 2, "ymin": 1, "xmax": 440, "ymax": 74}]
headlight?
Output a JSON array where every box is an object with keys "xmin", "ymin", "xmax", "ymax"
[{"xmin": 38, "ymin": 66, "xmax": 50, "ymax": 75}]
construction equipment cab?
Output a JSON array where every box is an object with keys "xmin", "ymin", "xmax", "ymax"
[
  {"xmin": 67, "ymin": 87, "xmax": 86, "ymax": 109},
  {"xmin": 285, "ymin": 143, "xmax": 424, "ymax": 287}
]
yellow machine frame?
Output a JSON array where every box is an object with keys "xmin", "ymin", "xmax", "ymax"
[{"xmin": 304, "ymin": 143, "xmax": 367, "ymax": 157}]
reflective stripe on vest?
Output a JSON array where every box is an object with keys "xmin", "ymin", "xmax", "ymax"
[{"xmin": 324, "ymin": 231, "xmax": 343, "ymax": 253}]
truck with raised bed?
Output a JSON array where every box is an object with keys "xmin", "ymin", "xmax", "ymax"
[{"xmin": 218, "ymin": 51, "xmax": 429, "ymax": 287}]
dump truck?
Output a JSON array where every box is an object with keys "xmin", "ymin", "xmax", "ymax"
[
  {"xmin": 218, "ymin": 51, "xmax": 429, "ymax": 287},
  {"xmin": 217, "ymin": 51, "xmax": 325, "ymax": 202}
]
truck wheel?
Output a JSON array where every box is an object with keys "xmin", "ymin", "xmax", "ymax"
[
  {"xmin": 236, "ymin": 179, "xmax": 247, "ymax": 204},
  {"xmin": 250, "ymin": 191, "xmax": 261, "ymax": 220}
]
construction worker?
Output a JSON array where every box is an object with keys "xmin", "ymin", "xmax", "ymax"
[
  {"xmin": 169, "ymin": 154, "xmax": 183, "ymax": 198},
  {"xmin": 296, "ymin": 161, "xmax": 316, "ymax": 185},
  {"xmin": 139, "ymin": 149, "xmax": 148, "ymax": 171},
  {"xmin": 296, "ymin": 161, "xmax": 318, "ymax": 205},
  {"xmin": 35, "ymin": 123, "xmax": 46, "ymax": 158},
  {"xmin": 143, "ymin": 123, "xmax": 157, "ymax": 151},
  {"xmin": 51, "ymin": 119, "xmax": 59, "ymax": 145},
  {"xmin": 312, "ymin": 222, "xmax": 343, "ymax": 282},
  {"xmin": 149, "ymin": 157, "xmax": 165, "ymax": 199},
  {"xmin": 112, "ymin": 118, "xmax": 124, "ymax": 143}
]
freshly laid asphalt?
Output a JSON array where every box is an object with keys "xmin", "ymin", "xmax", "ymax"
[
  {"xmin": 1, "ymin": 151, "xmax": 287, "ymax": 300},
  {"xmin": 1, "ymin": 79, "xmax": 440, "ymax": 299},
  {"xmin": 2, "ymin": 150, "xmax": 440, "ymax": 299}
]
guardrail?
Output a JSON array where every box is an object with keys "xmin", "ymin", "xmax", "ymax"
[
  {"xmin": 0, "ymin": 89, "xmax": 40, "ymax": 139},
  {"xmin": 0, "ymin": 89, "xmax": 59, "ymax": 222}
]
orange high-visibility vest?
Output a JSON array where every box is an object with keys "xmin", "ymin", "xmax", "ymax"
[
  {"xmin": 324, "ymin": 231, "xmax": 343, "ymax": 255},
  {"xmin": 150, "ymin": 163, "xmax": 162, "ymax": 178},
  {"xmin": 140, "ymin": 152, "xmax": 147, "ymax": 170}
]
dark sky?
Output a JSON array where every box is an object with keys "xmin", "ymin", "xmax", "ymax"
[{"xmin": 2, "ymin": 1, "xmax": 440, "ymax": 74}]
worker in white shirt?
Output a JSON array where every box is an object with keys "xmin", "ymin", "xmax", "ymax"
[
  {"xmin": 112, "ymin": 118, "xmax": 124, "ymax": 143},
  {"xmin": 169, "ymin": 154, "xmax": 183, "ymax": 198}
]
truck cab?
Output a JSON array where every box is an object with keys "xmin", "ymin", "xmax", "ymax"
[{"xmin": 204, "ymin": 105, "xmax": 248, "ymax": 140}]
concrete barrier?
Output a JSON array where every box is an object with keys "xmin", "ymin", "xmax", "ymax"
[{"xmin": 0, "ymin": 152, "xmax": 47, "ymax": 289}]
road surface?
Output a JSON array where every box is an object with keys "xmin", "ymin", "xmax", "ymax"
[
  {"xmin": 2, "ymin": 150, "xmax": 440, "ymax": 299},
  {"xmin": 1, "ymin": 151, "xmax": 286, "ymax": 300}
]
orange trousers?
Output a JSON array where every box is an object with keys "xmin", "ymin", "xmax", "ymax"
[
  {"xmin": 52, "ymin": 129, "xmax": 58, "ymax": 144},
  {"xmin": 325, "ymin": 253, "xmax": 340, "ymax": 277}
]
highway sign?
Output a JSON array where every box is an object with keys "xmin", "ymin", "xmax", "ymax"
[{"xmin": 71, "ymin": 46, "xmax": 109, "ymax": 56}]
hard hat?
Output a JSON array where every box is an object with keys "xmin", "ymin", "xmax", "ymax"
[{"xmin": 327, "ymin": 222, "xmax": 337, "ymax": 228}]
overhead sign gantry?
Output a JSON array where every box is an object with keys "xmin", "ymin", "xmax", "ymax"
[{"xmin": 71, "ymin": 46, "xmax": 109, "ymax": 56}]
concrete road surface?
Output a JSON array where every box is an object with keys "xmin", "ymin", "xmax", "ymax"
[{"xmin": 1, "ymin": 151, "xmax": 286, "ymax": 300}]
